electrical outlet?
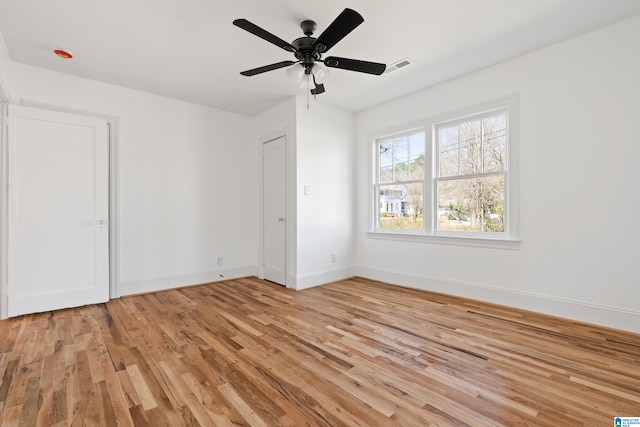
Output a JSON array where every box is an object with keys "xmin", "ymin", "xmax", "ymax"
[
  {"xmin": 217, "ymin": 256, "xmax": 223, "ymax": 266},
  {"xmin": 331, "ymin": 253, "xmax": 336, "ymax": 263}
]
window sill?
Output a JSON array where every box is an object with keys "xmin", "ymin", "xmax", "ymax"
[{"xmin": 366, "ymin": 231, "xmax": 521, "ymax": 250}]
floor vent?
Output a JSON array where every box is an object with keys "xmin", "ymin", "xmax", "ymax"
[{"xmin": 384, "ymin": 57, "xmax": 414, "ymax": 75}]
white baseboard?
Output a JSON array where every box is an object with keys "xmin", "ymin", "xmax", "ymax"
[
  {"xmin": 296, "ymin": 266, "xmax": 357, "ymax": 291},
  {"xmin": 118, "ymin": 265, "xmax": 258, "ymax": 296},
  {"xmin": 356, "ymin": 266, "xmax": 640, "ymax": 334}
]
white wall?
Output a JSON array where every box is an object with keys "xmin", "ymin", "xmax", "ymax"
[
  {"xmin": 294, "ymin": 97, "xmax": 356, "ymax": 289},
  {"xmin": 355, "ymin": 15, "xmax": 640, "ymax": 333},
  {"xmin": 253, "ymin": 96, "xmax": 357, "ymax": 290},
  {"xmin": 5, "ymin": 62, "xmax": 258, "ymax": 296}
]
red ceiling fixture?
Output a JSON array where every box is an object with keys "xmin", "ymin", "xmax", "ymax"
[{"xmin": 53, "ymin": 49, "xmax": 73, "ymax": 59}]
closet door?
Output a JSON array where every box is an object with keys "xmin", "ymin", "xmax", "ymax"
[
  {"xmin": 262, "ymin": 136, "xmax": 286, "ymax": 286},
  {"xmin": 7, "ymin": 105, "xmax": 109, "ymax": 316}
]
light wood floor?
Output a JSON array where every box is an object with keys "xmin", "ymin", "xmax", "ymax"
[{"xmin": 1, "ymin": 277, "xmax": 639, "ymax": 426}]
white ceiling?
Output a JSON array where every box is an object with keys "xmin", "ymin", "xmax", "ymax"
[{"xmin": 1, "ymin": 1, "xmax": 639, "ymax": 116}]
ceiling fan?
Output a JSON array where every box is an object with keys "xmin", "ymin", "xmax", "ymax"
[{"xmin": 233, "ymin": 8, "xmax": 386, "ymax": 95}]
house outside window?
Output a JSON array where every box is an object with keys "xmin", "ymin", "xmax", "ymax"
[{"xmin": 372, "ymin": 96, "xmax": 518, "ymax": 244}]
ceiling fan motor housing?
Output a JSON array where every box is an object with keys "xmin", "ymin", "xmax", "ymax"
[
  {"xmin": 292, "ymin": 34, "xmax": 320, "ymax": 73},
  {"xmin": 300, "ymin": 20, "xmax": 317, "ymax": 36}
]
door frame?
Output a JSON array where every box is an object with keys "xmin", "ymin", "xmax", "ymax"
[
  {"xmin": 0, "ymin": 100, "xmax": 9, "ymax": 318},
  {"xmin": 259, "ymin": 131, "xmax": 295, "ymax": 289},
  {"xmin": 262, "ymin": 136, "xmax": 287, "ymax": 286},
  {"xmin": 0, "ymin": 102, "xmax": 120, "ymax": 319}
]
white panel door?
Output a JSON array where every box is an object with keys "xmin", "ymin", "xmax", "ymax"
[
  {"xmin": 7, "ymin": 105, "xmax": 109, "ymax": 316},
  {"xmin": 263, "ymin": 137, "xmax": 286, "ymax": 286}
]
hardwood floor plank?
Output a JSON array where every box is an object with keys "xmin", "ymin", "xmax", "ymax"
[
  {"xmin": 125, "ymin": 364, "xmax": 157, "ymax": 411},
  {"xmin": 35, "ymin": 392, "xmax": 53, "ymax": 427},
  {"xmin": 1, "ymin": 277, "xmax": 639, "ymax": 426},
  {"xmin": 127, "ymin": 347, "xmax": 187, "ymax": 426},
  {"xmin": 0, "ymin": 404, "xmax": 22, "ymax": 427},
  {"xmin": 116, "ymin": 369, "xmax": 141, "ymax": 409},
  {"xmin": 217, "ymin": 382, "xmax": 269, "ymax": 427},
  {"xmin": 51, "ymin": 389, "xmax": 67, "ymax": 425},
  {"xmin": 63, "ymin": 352, "xmax": 80, "ymax": 425},
  {"xmin": 95, "ymin": 380, "xmax": 118, "ymax": 427},
  {"xmin": 179, "ymin": 345, "xmax": 254, "ymax": 426},
  {"xmin": 101, "ymin": 364, "xmax": 135, "ymax": 426},
  {"xmin": 0, "ymin": 358, "xmax": 17, "ymax": 406},
  {"xmin": 75, "ymin": 349, "xmax": 101, "ymax": 426},
  {"xmin": 17, "ymin": 376, "xmax": 40, "ymax": 427}
]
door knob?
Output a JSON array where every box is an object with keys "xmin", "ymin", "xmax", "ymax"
[{"xmin": 278, "ymin": 217, "xmax": 285, "ymax": 222}]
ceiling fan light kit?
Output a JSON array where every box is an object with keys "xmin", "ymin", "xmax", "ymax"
[{"xmin": 233, "ymin": 8, "xmax": 385, "ymax": 99}]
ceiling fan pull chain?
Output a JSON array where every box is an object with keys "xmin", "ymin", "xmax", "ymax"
[{"xmin": 307, "ymin": 76, "xmax": 310, "ymax": 109}]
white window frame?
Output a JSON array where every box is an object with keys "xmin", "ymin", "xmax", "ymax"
[{"xmin": 368, "ymin": 95, "xmax": 520, "ymax": 249}]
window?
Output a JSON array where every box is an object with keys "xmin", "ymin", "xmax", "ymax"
[
  {"xmin": 372, "ymin": 97, "xmax": 518, "ymax": 243},
  {"xmin": 375, "ymin": 131, "xmax": 425, "ymax": 231},
  {"xmin": 436, "ymin": 109, "xmax": 507, "ymax": 235}
]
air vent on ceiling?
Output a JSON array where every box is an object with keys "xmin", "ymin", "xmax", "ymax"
[{"xmin": 383, "ymin": 57, "xmax": 414, "ymax": 75}]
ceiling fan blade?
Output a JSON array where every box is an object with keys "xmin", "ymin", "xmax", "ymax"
[
  {"xmin": 233, "ymin": 19, "xmax": 297, "ymax": 52},
  {"xmin": 323, "ymin": 56, "xmax": 386, "ymax": 75},
  {"xmin": 240, "ymin": 61, "xmax": 297, "ymax": 76},
  {"xmin": 312, "ymin": 8, "xmax": 364, "ymax": 54}
]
